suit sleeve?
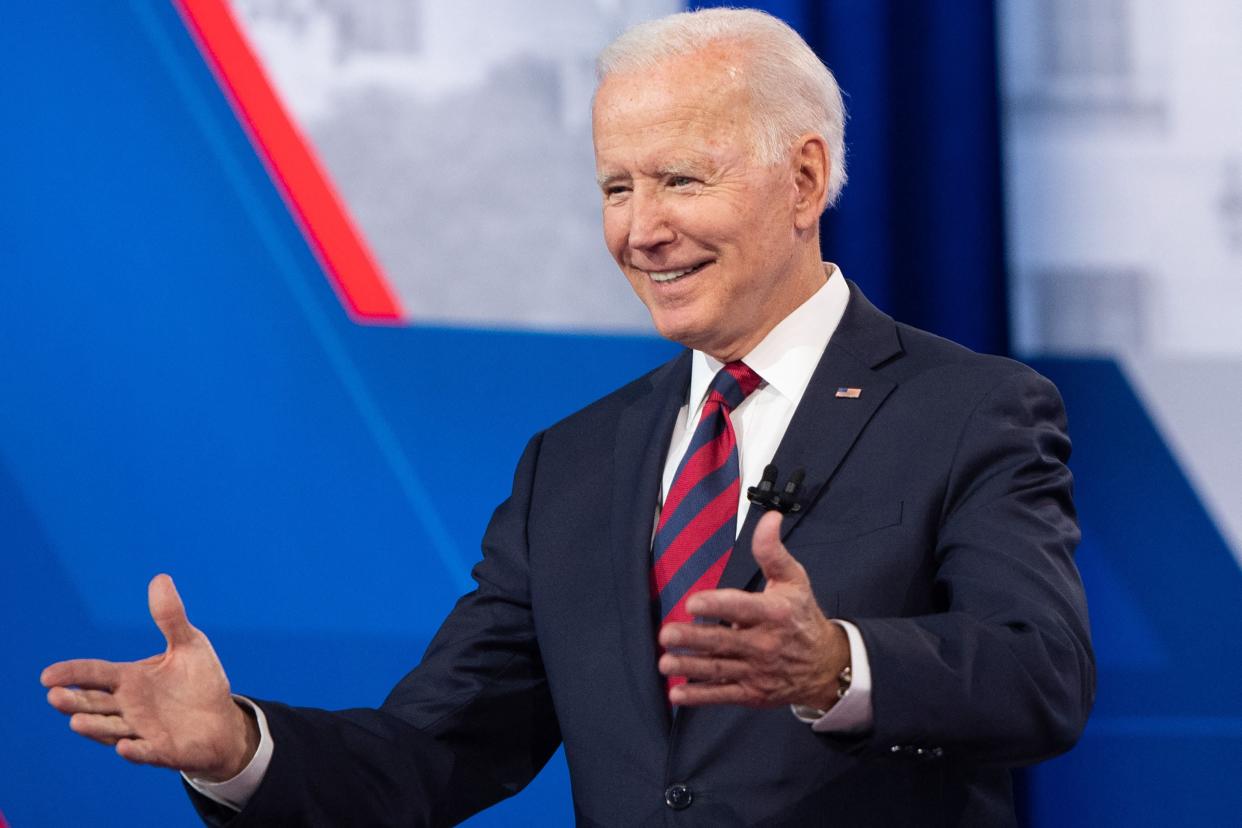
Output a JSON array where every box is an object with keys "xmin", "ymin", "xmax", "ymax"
[
  {"xmin": 189, "ymin": 433, "xmax": 561, "ymax": 827},
  {"xmin": 846, "ymin": 368, "xmax": 1095, "ymax": 766}
]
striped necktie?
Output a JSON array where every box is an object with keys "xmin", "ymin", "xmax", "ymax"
[{"xmin": 652, "ymin": 360, "xmax": 763, "ymax": 687}]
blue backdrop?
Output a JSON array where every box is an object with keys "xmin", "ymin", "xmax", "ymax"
[{"xmin": 2, "ymin": 2, "xmax": 1238, "ymax": 825}]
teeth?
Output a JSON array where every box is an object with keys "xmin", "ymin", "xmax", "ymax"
[
  {"xmin": 650, "ymin": 268, "xmax": 691, "ymax": 282},
  {"xmin": 648, "ymin": 264, "xmax": 703, "ymax": 283}
]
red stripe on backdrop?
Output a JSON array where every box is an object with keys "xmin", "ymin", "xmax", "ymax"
[
  {"xmin": 173, "ymin": 0, "xmax": 404, "ymax": 322},
  {"xmin": 0, "ymin": 806, "xmax": 9, "ymax": 827}
]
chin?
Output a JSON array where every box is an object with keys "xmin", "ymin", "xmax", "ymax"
[
  {"xmin": 648, "ymin": 315, "xmax": 705, "ymax": 350},
  {"xmin": 660, "ymin": 326, "xmax": 723, "ymax": 355}
]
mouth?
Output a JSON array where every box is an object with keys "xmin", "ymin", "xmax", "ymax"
[{"xmin": 644, "ymin": 261, "xmax": 711, "ymax": 284}]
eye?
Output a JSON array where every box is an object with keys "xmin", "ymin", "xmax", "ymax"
[
  {"xmin": 603, "ymin": 183, "xmax": 631, "ymax": 201},
  {"xmin": 667, "ymin": 175, "xmax": 697, "ymax": 188}
]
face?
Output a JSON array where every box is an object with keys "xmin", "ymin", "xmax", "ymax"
[{"xmin": 592, "ymin": 49, "xmax": 817, "ymax": 361}]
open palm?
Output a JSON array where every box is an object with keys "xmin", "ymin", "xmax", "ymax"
[{"xmin": 41, "ymin": 574, "xmax": 257, "ymax": 781}]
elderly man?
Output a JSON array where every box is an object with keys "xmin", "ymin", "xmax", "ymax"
[{"xmin": 42, "ymin": 8, "xmax": 1093, "ymax": 826}]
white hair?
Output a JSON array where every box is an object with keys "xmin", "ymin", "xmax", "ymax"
[{"xmin": 597, "ymin": 7, "xmax": 848, "ymax": 206}]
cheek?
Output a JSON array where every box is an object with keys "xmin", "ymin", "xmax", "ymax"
[{"xmin": 742, "ymin": 211, "xmax": 794, "ymax": 261}]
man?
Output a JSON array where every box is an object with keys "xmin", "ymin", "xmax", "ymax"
[{"xmin": 42, "ymin": 9, "xmax": 1093, "ymax": 826}]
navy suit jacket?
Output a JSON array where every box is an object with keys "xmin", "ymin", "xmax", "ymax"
[{"xmin": 194, "ymin": 283, "xmax": 1093, "ymax": 827}]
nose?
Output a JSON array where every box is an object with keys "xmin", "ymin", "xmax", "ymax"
[{"xmin": 626, "ymin": 189, "xmax": 676, "ymax": 251}]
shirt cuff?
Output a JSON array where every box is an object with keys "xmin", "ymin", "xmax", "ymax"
[
  {"xmin": 182, "ymin": 695, "xmax": 273, "ymax": 811},
  {"xmin": 791, "ymin": 619, "xmax": 873, "ymax": 733}
]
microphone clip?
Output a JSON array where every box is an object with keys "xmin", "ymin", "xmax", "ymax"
[{"xmin": 746, "ymin": 464, "xmax": 806, "ymax": 514}]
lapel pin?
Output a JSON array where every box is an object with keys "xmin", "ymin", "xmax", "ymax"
[{"xmin": 835, "ymin": 387, "xmax": 862, "ymax": 399}]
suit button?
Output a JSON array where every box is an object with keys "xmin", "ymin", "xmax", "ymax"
[{"xmin": 665, "ymin": 783, "xmax": 693, "ymax": 810}]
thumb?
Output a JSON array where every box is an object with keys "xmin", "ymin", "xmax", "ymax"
[
  {"xmin": 752, "ymin": 510, "xmax": 807, "ymax": 587},
  {"xmin": 149, "ymin": 574, "xmax": 196, "ymax": 649}
]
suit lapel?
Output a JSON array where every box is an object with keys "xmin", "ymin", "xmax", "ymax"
[
  {"xmin": 610, "ymin": 351, "xmax": 691, "ymax": 737},
  {"xmin": 718, "ymin": 282, "xmax": 903, "ymax": 593}
]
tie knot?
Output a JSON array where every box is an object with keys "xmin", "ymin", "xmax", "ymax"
[{"xmin": 706, "ymin": 361, "xmax": 763, "ymax": 411}]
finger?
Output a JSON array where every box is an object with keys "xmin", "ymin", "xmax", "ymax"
[
  {"xmin": 41, "ymin": 658, "xmax": 122, "ymax": 691},
  {"xmin": 751, "ymin": 510, "xmax": 808, "ymax": 587},
  {"xmin": 669, "ymin": 681, "xmax": 760, "ymax": 708},
  {"xmin": 659, "ymin": 652, "xmax": 748, "ymax": 682},
  {"xmin": 659, "ymin": 620, "xmax": 754, "ymax": 657},
  {"xmin": 116, "ymin": 738, "xmax": 164, "ymax": 767},
  {"xmin": 47, "ymin": 686, "xmax": 122, "ymax": 716},
  {"xmin": 684, "ymin": 589, "xmax": 774, "ymax": 627},
  {"xmin": 69, "ymin": 713, "xmax": 137, "ymax": 744},
  {"xmin": 149, "ymin": 573, "xmax": 196, "ymax": 649}
]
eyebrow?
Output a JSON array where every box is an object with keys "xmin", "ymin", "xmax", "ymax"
[
  {"xmin": 657, "ymin": 161, "xmax": 706, "ymax": 179},
  {"xmin": 596, "ymin": 161, "xmax": 710, "ymax": 189},
  {"xmin": 596, "ymin": 171, "xmax": 628, "ymax": 189}
]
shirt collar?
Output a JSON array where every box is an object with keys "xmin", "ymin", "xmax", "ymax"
[{"xmin": 687, "ymin": 263, "xmax": 851, "ymax": 413}]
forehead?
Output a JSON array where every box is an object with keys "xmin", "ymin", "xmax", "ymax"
[{"xmin": 592, "ymin": 51, "xmax": 754, "ymax": 174}]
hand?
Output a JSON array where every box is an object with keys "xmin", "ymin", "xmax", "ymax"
[
  {"xmin": 658, "ymin": 510, "xmax": 849, "ymax": 709},
  {"xmin": 41, "ymin": 574, "xmax": 259, "ymax": 782}
]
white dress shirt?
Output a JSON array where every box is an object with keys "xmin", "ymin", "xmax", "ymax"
[{"xmin": 188, "ymin": 264, "xmax": 872, "ymax": 809}]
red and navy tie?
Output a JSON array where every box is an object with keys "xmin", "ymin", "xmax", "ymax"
[{"xmin": 653, "ymin": 360, "xmax": 763, "ymax": 688}]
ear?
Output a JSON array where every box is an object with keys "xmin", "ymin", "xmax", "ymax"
[{"xmin": 791, "ymin": 133, "xmax": 830, "ymax": 231}]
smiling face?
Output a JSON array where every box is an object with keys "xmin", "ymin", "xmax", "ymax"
[{"xmin": 593, "ymin": 47, "xmax": 826, "ymax": 361}]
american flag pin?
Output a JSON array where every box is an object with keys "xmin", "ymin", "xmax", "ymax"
[{"xmin": 835, "ymin": 387, "xmax": 862, "ymax": 399}]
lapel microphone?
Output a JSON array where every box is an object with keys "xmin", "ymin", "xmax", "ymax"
[{"xmin": 746, "ymin": 464, "xmax": 806, "ymax": 513}]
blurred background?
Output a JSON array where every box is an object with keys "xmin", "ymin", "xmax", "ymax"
[{"xmin": 3, "ymin": 1, "xmax": 1240, "ymax": 824}]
